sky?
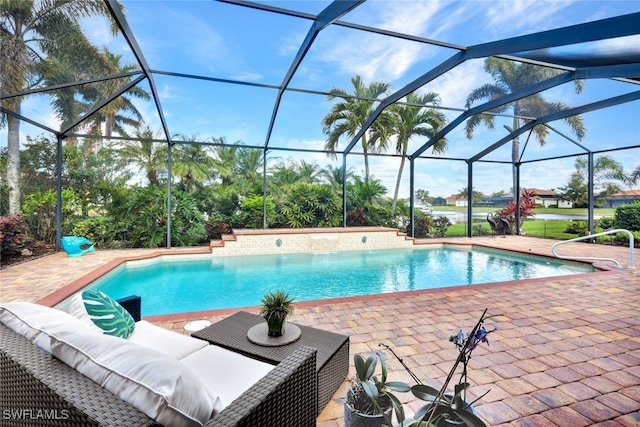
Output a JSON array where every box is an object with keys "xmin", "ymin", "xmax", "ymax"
[{"xmin": 2, "ymin": 0, "xmax": 640, "ymax": 200}]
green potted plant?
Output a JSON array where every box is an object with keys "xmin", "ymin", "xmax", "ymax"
[
  {"xmin": 344, "ymin": 352, "xmax": 410, "ymax": 427},
  {"xmin": 372, "ymin": 309, "xmax": 495, "ymax": 427},
  {"xmin": 259, "ymin": 289, "xmax": 294, "ymax": 336}
]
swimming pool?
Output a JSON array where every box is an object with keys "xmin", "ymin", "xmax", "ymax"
[{"xmin": 66, "ymin": 246, "xmax": 594, "ymax": 316}]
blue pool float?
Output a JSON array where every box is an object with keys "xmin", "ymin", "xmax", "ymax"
[{"xmin": 61, "ymin": 236, "xmax": 96, "ymax": 257}]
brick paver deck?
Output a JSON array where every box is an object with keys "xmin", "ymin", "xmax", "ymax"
[{"xmin": 1, "ymin": 235, "xmax": 638, "ymax": 426}]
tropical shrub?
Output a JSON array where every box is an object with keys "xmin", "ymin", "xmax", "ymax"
[
  {"xmin": 413, "ymin": 216, "xmax": 431, "ymax": 238},
  {"xmin": 205, "ymin": 220, "xmax": 231, "ymax": 240},
  {"xmin": 111, "ymin": 187, "xmax": 207, "ymax": 248},
  {"xmin": 239, "ymin": 195, "xmax": 275, "ymax": 228},
  {"xmin": 70, "ymin": 216, "xmax": 118, "ymax": 247},
  {"xmin": 277, "ymin": 183, "xmax": 341, "ymax": 228},
  {"xmin": 564, "ymin": 220, "xmax": 588, "ymax": 235},
  {"xmin": 201, "ymin": 186, "xmax": 241, "ymax": 225},
  {"xmin": 495, "ymin": 189, "xmax": 537, "ymax": 231},
  {"xmin": 597, "ymin": 216, "xmax": 616, "ymax": 230},
  {"xmin": 346, "ymin": 208, "xmax": 369, "ymax": 227},
  {"xmin": 612, "ymin": 230, "xmax": 640, "ymax": 248},
  {"xmin": 432, "ymin": 216, "xmax": 452, "ymax": 237},
  {"xmin": 411, "ymin": 215, "xmax": 451, "ymax": 238},
  {"xmin": 614, "ymin": 202, "xmax": 640, "ymax": 231},
  {"xmin": 0, "ymin": 215, "xmax": 29, "ymax": 259},
  {"xmin": 20, "ymin": 189, "xmax": 82, "ymax": 243}
]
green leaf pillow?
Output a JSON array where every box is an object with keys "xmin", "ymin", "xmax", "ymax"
[{"xmin": 69, "ymin": 290, "xmax": 136, "ymax": 339}]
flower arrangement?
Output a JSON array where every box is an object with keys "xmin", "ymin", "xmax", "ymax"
[{"xmin": 370, "ymin": 308, "xmax": 495, "ymax": 427}]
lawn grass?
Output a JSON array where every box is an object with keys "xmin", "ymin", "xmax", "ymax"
[
  {"xmin": 445, "ymin": 219, "xmax": 581, "ymax": 239},
  {"xmin": 432, "ymin": 205, "xmax": 615, "ymax": 239},
  {"xmin": 432, "ymin": 205, "xmax": 616, "ymax": 216}
]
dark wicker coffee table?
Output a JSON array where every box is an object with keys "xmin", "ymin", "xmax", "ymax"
[{"xmin": 192, "ymin": 311, "xmax": 349, "ymax": 415}]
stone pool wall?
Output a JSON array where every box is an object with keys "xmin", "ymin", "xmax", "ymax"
[{"xmin": 210, "ymin": 227, "xmax": 417, "ymax": 256}]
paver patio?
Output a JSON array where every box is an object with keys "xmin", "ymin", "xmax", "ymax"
[{"xmin": 1, "ymin": 235, "xmax": 638, "ymax": 426}]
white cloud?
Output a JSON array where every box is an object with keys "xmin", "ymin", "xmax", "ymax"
[
  {"xmin": 426, "ymin": 60, "xmax": 489, "ymax": 110},
  {"xmin": 229, "ymin": 72, "xmax": 263, "ymax": 82},
  {"xmin": 317, "ymin": 2, "xmax": 443, "ymax": 83},
  {"xmin": 484, "ymin": 0, "xmax": 576, "ymax": 35}
]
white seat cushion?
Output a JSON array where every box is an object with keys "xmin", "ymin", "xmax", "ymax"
[
  {"xmin": 50, "ymin": 330, "xmax": 222, "ymax": 427},
  {"xmin": 0, "ymin": 302, "xmax": 96, "ymax": 353},
  {"xmin": 128, "ymin": 320, "xmax": 208, "ymax": 359},
  {"xmin": 179, "ymin": 345, "xmax": 274, "ymax": 409}
]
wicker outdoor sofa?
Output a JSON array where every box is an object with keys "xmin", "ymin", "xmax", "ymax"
[{"xmin": 0, "ymin": 297, "xmax": 318, "ymax": 427}]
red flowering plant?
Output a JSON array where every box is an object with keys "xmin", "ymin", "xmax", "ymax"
[
  {"xmin": 496, "ymin": 189, "xmax": 537, "ymax": 234},
  {"xmin": 377, "ymin": 309, "xmax": 496, "ymax": 427}
]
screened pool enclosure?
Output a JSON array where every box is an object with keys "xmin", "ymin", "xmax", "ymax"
[{"xmin": 1, "ymin": 0, "xmax": 639, "ymax": 249}]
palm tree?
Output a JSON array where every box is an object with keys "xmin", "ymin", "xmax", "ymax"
[
  {"xmin": 210, "ymin": 139, "xmax": 239, "ymax": 185},
  {"xmin": 118, "ymin": 126, "xmax": 167, "ymax": 186},
  {"xmin": 629, "ymin": 165, "xmax": 640, "ymax": 185},
  {"xmin": 1, "ymin": 1, "xmax": 120, "ymax": 214},
  {"xmin": 172, "ymin": 134, "xmax": 216, "ymax": 193},
  {"xmin": 293, "ymin": 159, "xmax": 320, "ymax": 184},
  {"xmin": 387, "ymin": 92, "xmax": 447, "ymax": 213},
  {"xmin": 236, "ymin": 147, "xmax": 264, "ymax": 193},
  {"xmin": 320, "ymin": 164, "xmax": 355, "ymax": 191},
  {"xmin": 322, "ymin": 75, "xmax": 394, "ymax": 185},
  {"xmin": 465, "ymin": 58, "xmax": 586, "ymax": 198},
  {"xmin": 87, "ymin": 48, "xmax": 150, "ymax": 138},
  {"xmin": 268, "ymin": 159, "xmax": 301, "ymax": 196}
]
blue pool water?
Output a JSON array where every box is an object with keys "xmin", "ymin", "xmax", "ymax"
[{"xmin": 74, "ymin": 247, "xmax": 594, "ymax": 316}]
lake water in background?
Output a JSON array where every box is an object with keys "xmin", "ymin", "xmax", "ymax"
[{"xmin": 433, "ymin": 211, "xmax": 603, "ymax": 223}]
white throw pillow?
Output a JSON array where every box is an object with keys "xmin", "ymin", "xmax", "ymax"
[
  {"xmin": 50, "ymin": 330, "xmax": 222, "ymax": 427},
  {"xmin": 68, "ymin": 290, "xmax": 135, "ymax": 339},
  {"xmin": 0, "ymin": 302, "xmax": 96, "ymax": 353}
]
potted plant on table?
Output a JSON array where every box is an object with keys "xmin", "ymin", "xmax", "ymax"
[
  {"xmin": 366, "ymin": 309, "xmax": 495, "ymax": 427},
  {"xmin": 344, "ymin": 352, "xmax": 410, "ymax": 427},
  {"xmin": 259, "ymin": 289, "xmax": 294, "ymax": 337}
]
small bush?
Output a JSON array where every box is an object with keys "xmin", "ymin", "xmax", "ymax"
[
  {"xmin": 346, "ymin": 208, "xmax": 369, "ymax": 227},
  {"xmin": 205, "ymin": 220, "xmax": 231, "ymax": 240},
  {"xmin": 564, "ymin": 220, "xmax": 588, "ymax": 235},
  {"xmin": 474, "ymin": 223, "xmax": 489, "ymax": 236},
  {"xmin": 614, "ymin": 202, "xmax": 640, "ymax": 232},
  {"xmin": 412, "ymin": 216, "xmax": 432, "ymax": 238},
  {"xmin": 597, "ymin": 217, "xmax": 615, "ymax": 230},
  {"xmin": 239, "ymin": 195, "xmax": 275, "ymax": 229},
  {"xmin": 0, "ymin": 215, "xmax": 29, "ymax": 259},
  {"xmin": 20, "ymin": 189, "xmax": 81, "ymax": 244},
  {"xmin": 432, "ymin": 217, "xmax": 452, "ymax": 237},
  {"xmin": 70, "ymin": 216, "xmax": 117, "ymax": 247}
]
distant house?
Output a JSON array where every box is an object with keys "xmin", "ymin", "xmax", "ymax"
[
  {"xmin": 479, "ymin": 189, "xmax": 572, "ymax": 208},
  {"xmin": 446, "ymin": 194, "xmax": 467, "ymax": 207},
  {"xmin": 604, "ymin": 190, "xmax": 640, "ymax": 208},
  {"xmin": 524, "ymin": 188, "xmax": 573, "ymax": 208},
  {"xmin": 480, "ymin": 195, "xmax": 513, "ymax": 207},
  {"xmin": 431, "ymin": 197, "xmax": 447, "ymax": 206}
]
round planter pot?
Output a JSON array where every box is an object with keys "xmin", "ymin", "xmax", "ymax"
[
  {"xmin": 434, "ymin": 395, "xmax": 477, "ymax": 427},
  {"xmin": 266, "ymin": 317, "xmax": 286, "ymax": 336},
  {"xmin": 343, "ymin": 390, "xmax": 392, "ymax": 427}
]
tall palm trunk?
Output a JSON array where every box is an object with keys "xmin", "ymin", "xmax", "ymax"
[
  {"xmin": 7, "ymin": 106, "xmax": 22, "ymax": 215},
  {"xmin": 511, "ymin": 117, "xmax": 521, "ymax": 199},
  {"xmin": 361, "ymin": 135, "xmax": 370, "ymax": 185},
  {"xmin": 391, "ymin": 155, "xmax": 406, "ymax": 213}
]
